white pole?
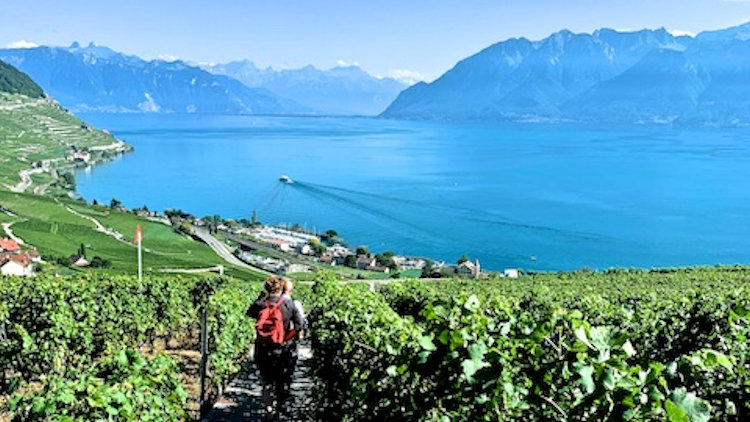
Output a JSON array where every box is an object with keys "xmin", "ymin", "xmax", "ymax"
[{"xmin": 137, "ymin": 238, "xmax": 142, "ymax": 282}]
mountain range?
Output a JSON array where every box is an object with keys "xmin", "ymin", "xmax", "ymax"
[
  {"xmin": 382, "ymin": 23, "xmax": 750, "ymax": 126},
  {"xmin": 0, "ymin": 43, "xmax": 408, "ymax": 116},
  {"xmin": 203, "ymin": 61, "xmax": 408, "ymax": 115},
  {"xmin": 0, "ymin": 43, "xmax": 308, "ymax": 115}
]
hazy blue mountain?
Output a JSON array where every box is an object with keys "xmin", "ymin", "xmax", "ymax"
[
  {"xmin": 205, "ymin": 60, "xmax": 408, "ymax": 115},
  {"xmin": 383, "ymin": 28, "xmax": 682, "ymax": 120},
  {"xmin": 0, "ymin": 43, "xmax": 308, "ymax": 114},
  {"xmin": 382, "ymin": 23, "xmax": 750, "ymax": 126},
  {"xmin": 565, "ymin": 49, "xmax": 708, "ymax": 123}
]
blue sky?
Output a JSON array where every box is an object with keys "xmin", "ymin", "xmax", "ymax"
[{"xmin": 1, "ymin": 0, "xmax": 750, "ymax": 82}]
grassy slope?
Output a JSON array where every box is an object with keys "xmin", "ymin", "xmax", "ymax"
[
  {"xmin": 0, "ymin": 92, "xmax": 122, "ymax": 188},
  {"xmin": 0, "ymin": 189, "xmax": 264, "ymax": 280}
]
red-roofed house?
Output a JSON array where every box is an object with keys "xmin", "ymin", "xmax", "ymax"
[
  {"xmin": 1, "ymin": 253, "xmax": 33, "ymax": 276},
  {"xmin": 0, "ymin": 239, "xmax": 20, "ymax": 253}
]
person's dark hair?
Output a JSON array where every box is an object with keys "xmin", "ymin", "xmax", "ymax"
[{"xmin": 264, "ymin": 275, "xmax": 286, "ymax": 295}]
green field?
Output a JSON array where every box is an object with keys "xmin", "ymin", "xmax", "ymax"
[
  {"xmin": 0, "ymin": 211, "xmax": 17, "ymax": 224},
  {"xmin": 0, "ymin": 92, "xmax": 128, "ymax": 189},
  {"xmin": 0, "ymin": 189, "xmax": 264, "ymax": 279}
]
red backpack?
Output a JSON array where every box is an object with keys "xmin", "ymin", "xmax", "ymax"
[{"xmin": 255, "ymin": 298, "xmax": 287, "ymax": 345}]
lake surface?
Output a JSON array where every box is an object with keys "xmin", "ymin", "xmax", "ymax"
[{"xmin": 75, "ymin": 113, "xmax": 750, "ymax": 271}]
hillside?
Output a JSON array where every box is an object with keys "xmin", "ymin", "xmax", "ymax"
[
  {"xmin": 205, "ymin": 60, "xmax": 409, "ymax": 115},
  {"xmin": 382, "ymin": 22, "xmax": 750, "ymax": 126},
  {"xmin": 0, "ymin": 59, "xmax": 44, "ymax": 98},
  {"xmin": 0, "ymin": 90, "xmax": 130, "ymax": 194},
  {"xmin": 0, "ymin": 43, "xmax": 309, "ymax": 114},
  {"xmin": 0, "ymin": 189, "xmax": 264, "ymax": 279}
]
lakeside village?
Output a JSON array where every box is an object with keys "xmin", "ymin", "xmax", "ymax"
[
  {"xmin": 1, "ymin": 197, "xmax": 521, "ymax": 279},
  {"xmin": 104, "ymin": 202, "xmax": 521, "ymax": 279}
]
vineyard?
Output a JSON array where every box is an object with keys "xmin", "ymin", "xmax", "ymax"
[
  {"xmin": 1, "ymin": 266, "xmax": 748, "ymax": 421},
  {"xmin": 0, "ymin": 274, "xmax": 261, "ymax": 421}
]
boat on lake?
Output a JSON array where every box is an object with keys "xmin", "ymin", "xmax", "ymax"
[{"xmin": 279, "ymin": 174, "xmax": 293, "ymax": 184}]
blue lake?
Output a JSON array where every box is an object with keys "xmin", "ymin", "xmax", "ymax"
[{"xmin": 75, "ymin": 113, "xmax": 750, "ymax": 271}]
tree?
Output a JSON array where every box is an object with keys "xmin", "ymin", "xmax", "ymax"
[
  {"xmin": 421, "ymin": 259, "xmax": 435, "ymax": 278},
  {"xmin": 457, "ymin": 254, "xmax": 470, "ymax": 265},
  {"xmin": 92, "ymin": 199, "xmax": 98, "ymax": 206},
  {"xmin": 78, "ymin": 243, "xmax": 87, "ymax": 259},
  {"xmin": 309, "ymin": 239, "xmax": 327, "ymax": 256},
  {"xmin": 356, "ymin": 246, "xmax": 370, "ymax": 256},
  {"xmin": 90, "ymin": 256, "xmax": 112, "ymax": 268},
  {"xmin": 375, "ymin": 253, "xmax": 397, "ymax": 270},
  {"xmin": 344, "ymin": 254, "xmax": 357, "ymax": 268},
  {"xmin": 110, "ymin": 198, "xmax": 122, "ymax": 209},
  {"xmin": 60, "ymin": 172, "xmax": 75, "ymax": 188},
  {"xmin": 251, "ymin": 210, "xmax": 259, "ymax": 226},
  {"xmin": 176, "ymin": 221, "xmax": 193, "ymax": 236}
]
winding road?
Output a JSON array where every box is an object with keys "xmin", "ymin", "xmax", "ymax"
[{"xmin": 193, "ymin": 228, "xmax": 272, "ymax": 274}]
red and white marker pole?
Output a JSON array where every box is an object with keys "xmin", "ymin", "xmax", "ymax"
[{"xmin": 134, "ymin": 224, "xmax": 143, "ymax": 282}]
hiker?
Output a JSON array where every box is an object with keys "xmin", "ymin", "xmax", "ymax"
[
  {"xmin": 281, "ymin": 279, "xmax": 307, "ymax": 393},
  {"xmin": 247, "ymin": 275, "xmax": 304, "ymax": 419},
  {"xmin": 282, "ymin": 279, "xmax": 307, "ymax": 332}
]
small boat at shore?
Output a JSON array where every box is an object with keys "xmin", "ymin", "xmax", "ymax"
[{"xmin": 279, "ymin": 174, "xmax": 293, "ymax": 184}]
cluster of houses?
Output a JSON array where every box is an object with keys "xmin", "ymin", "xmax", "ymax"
[
  {"xmin": 236, "ymin": 250, "xmax": 313, "ymax": 275},
  {"xmin": 67, "ymin": 147, "xmax": 92, "ymax": 164},
  {"xmin": 244, "ymin": 226, "xmax": 434, "ymax": 275},
  {"xmin": 243, "ymin": 226, "xmax": 317, "ymax": 253},
  {"xmin": 201, "ymin": 221, "xmax": 521, "ymax": 279},
  {"xmin": 0, "ymin": 238, "xmax": 40, "ymax": 276}
]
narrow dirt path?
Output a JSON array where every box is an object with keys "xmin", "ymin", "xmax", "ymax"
[
  {"xmin": 202, "ymin": 340, "xmax": 314, "ymax": 422},
  {"xmin": 2, "ymin": 221, "xmax": 26, "ymax": 245},
  {"xmin": 10, "ymin": 167, "xmax": 45, "ymax": 193},
  {"xmin": 55, "ymin": 199, "xmax": 132, "ymax": 245}
]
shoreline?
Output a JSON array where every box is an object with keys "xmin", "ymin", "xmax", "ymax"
[{"xmin": 9, "ymin": 139, "xmax": 133, "ymax": 196}]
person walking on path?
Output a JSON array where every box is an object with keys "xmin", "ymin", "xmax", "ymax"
[
  {"xmin": 281, "ymin": 280, "xmax": 307, "ymax": 395},
  {"xmin": 247, "ymin": 275, "xmax": 304, "ymax": 420}
]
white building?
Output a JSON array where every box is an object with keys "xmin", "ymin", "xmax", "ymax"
[
  {"xmin": 393, "ymin": 256, "xmax": 427, "ymax": 270},
  {"xmin": 251, "ymin": 226, "xmax": 319, "ymax": 249},
  {"xmin": 504, "ymin": 268, "xmax": 520, "ymax": 278},
  {"xmin": 327, "ymin": 244, "xmax": 352, "ymax": 257},
  {"xmin": 1, "ymin": 255, "xmax": 33, "ymax": 276}
]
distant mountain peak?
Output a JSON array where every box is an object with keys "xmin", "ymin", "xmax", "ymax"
[
  {"xmin": 204, "ymin": 60, "xmax": 409, "ymax": 115},
  {"xmin": 0, "ymin": 43, "xmax": 308, "ymax": 115},
  {"xmin": 697, "ymin": 21, "xmax": 750, "ymax": 42},
  {"xmin": 382, "ymin": 22, "xmax": 750, "ymax": 126}
]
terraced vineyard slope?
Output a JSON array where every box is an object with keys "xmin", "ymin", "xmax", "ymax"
[{"xmin": 0, "ymin": 60, "xmax": 131, "ymax": 194}]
